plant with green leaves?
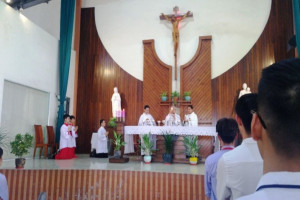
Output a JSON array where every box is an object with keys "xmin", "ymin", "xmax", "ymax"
[
  {"xmin": 163, "ymin": 133, "xmax": 173, "ymax": 154},
  {"xmin": 183, "ymin": 136, "xmax": 201, "ymax": 157},
  {"xmin": 171, "ymin": 91, "xmax": 180, "ymax": 98},
  {"xmin": 113, "ymin": 131, "xmax": 126, "ymax": 151},
  {"xmin": 161, "ymin": 92, "xmax": 168, "ymax": 97},
  {"xmin": 10, "ymin": 133, "xmax": 34, "ymax": 158},
  {"xmin": 183, "ymin": 91, "xmax": 191, "ymax": 97},
  {"xmin": 140, "ymin": 133, "xmax": 156, "ymax": 156},
  {"xmin": 108, "ymin": 117, "xmax": 117, "ymax": 128}
]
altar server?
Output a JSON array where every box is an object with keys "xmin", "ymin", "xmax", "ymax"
[
  {"xmin": 96, "ymin": 119, "xmax": 109, "ymax": 158},
  {"xmin": 184, "ymin": 105, "xmax": 198, "ymax": 126},
  {"xmin": 55, "ymin": 114, "xmax": 74, "ymax": 159},
  {"xmin": 70, "ymin": 115, "xmax": 78, "ymax": 158},
  {"xmin": 165, "ymin": 106, "xmax": 181, "ymax": 126},
  {"xmin": 138, "ymin": 105, "xmax": 156, "ymax": 155}
]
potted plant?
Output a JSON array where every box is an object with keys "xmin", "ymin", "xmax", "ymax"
[
  {"xmin": 161, "ymin": 92, "xmax": 168, "ymax": 102},
  {"xmin": 183, "ymin": 136, "xmax": 201, "ymax": 165},
  {"xmin": 112, "ymin": 131, "xmax": 126, "ymax": 158},
  {"xmin": 162, "ymin": 133, "xmax": 174, "ymax": 164},
  {"xmin": 10, "ymin": 133, "xmax": 34, "ymax": 169},
  {"xmin": 108, "ymin": 117, "xmax": 117, "ymax": 128},
  {"xmin": 140, "ymin": 134, "xmax": 155, "ymax": 164},
  {"xmin": 183, "ymin": 91, "xmax": 191, "ymax": 101},
  {"xmin": 171, "ymin": 91, "xmax": 180, "ymax": 106}
]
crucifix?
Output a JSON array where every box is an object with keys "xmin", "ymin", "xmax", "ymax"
[{"xmin": 160, "ymin": 6, "xmax": 193, "ymax": 80}]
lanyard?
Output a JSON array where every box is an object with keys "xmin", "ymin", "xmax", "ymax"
[{"xmin": 256, "ymin": 184, "xmax": 300, "ymax": 191}]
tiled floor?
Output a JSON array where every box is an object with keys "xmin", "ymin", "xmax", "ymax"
[{"xmin": 2, "ymin": 154, "xmax": 205, "ymax": 175}]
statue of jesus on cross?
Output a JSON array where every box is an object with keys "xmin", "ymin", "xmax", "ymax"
[{"xmin": 160, "ymin": 6, "xmax": 193, "ymax": 80}]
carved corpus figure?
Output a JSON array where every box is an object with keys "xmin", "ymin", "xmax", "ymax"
[{"xmin": 111, "ymin": 87, "xmax": 121, "ymax": 117}]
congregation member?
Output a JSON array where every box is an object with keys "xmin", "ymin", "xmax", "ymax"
[
  {"xmin": 96, "ymin": 119, "xmax": 109, "ymax": 158},
  {"xmin": 0, "ymin": 147, "xmax": 8, "ymax": 200},
  {"xmin": 205, "ymin": 118, "xmax": 238, "ymax": 200},
  {"xmin": 165, "ymin": 106, "xmax": 181, "ymax": 126},
  {"xmin": 70, "ymin": 115, "xmax": 78, "ymax": 158},
  {"xmin": 138, "ymin": 105, "xmax": 156, "ymax": 155},
  {"xmin": 238, "ymin": 59, "xmax": 300, "ymax": 200},
  {"xmin": 217, "ymin": 93, "xmax": 263, "ymax": 200},
  {"xmin": 56, "ymin": 114, "xmax": 76, "ymax": 159},
  {"xmin": 184, "ymin": 105, "xmax": 198, "ymax": 126}
]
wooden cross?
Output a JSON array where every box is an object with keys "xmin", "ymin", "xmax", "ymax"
[{"xmin": 160, "ymin": 6, "xmax": 193, "ymax": 80}]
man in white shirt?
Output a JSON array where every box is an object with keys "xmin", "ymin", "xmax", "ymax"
[
  {"xmin": 217, "ymin": 93, "xmax": 263, "ymax": 200},
  {"xmin": 0, "ymin": 147, "xmax": 8, "ymax": 200},
  {"xmin": 237, "ymin": 59, "xmax": 300, "ymax": 200},
  {"xmin": 184, "ymin": 105, "xmax": 198, "ymax": 127},
  {"xmin": 165, "ymin": 106, "xmax": 181, "ymax": 126},
  {"xmin": 138, "ymin": 105, "xmax": 156, "ymax": 155}
]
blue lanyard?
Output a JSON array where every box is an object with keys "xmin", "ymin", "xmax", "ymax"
[{"xmin": 256, "ymin": 184, "xmax": 300, "ymax": 191}]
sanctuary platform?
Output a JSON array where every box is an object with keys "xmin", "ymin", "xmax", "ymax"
[{"xmin": 1, "ymin": 154, "xmax": 209, "ymax": 200}]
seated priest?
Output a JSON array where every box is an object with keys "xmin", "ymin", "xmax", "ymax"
[
  {"xmin": 138, "ymin": 105, "xmax": 156, "ymax": 155},
  {"xmin": 165, "ymin": 106, "xmax": 181, "ymax": 126},
  {"xmin": 55, "ymin": 114, "xmax": 76, "ymax": 159}
]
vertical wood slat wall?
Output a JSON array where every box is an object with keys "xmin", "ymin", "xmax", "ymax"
[
  {"xmin": 77, "ymin": 0, "xmax": 294, "ymax": 153},
  {"xmin": 1, "ymin": 169, "xmax": 208, "ymax": 200}
]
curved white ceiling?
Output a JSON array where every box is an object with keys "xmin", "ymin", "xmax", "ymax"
[{"xmin": 90, "ymin": 0, "xmax": 271, "ymax": 80}]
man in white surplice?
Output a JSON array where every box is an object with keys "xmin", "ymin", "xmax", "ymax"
[
  {"xmin": 165, "ymin": 106, "xmax": 181, "ymax": 126},
  {"xmin": 138, "ymin": 105, "xmax": 156, "ymax": 155},
  {"xmin": 184, "ymin": 105, "xmax": 198, "ymax": 127}
]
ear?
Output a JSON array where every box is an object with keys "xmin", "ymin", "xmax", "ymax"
[
  {"xmin": 235, "ymin": 115, "xmax": 243, "ymax": 126},
  {"xmin": 251, "ymin": 114, "xmax": 263, "ymax": 141}
]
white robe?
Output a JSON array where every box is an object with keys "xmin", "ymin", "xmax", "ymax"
[
  {"xmin": 96, "ymin": 126, "xmax": 108, "ymax": 153},
  {"xmin": 138, "ymin": 113, "xmax": 156, "ymax": 155},
  {"xmin": 165, "ymin": 113, "xmax": 181, "ymax": 126},
  {"xmin": 184, "ymin": 112, "xmax": 198, "ymax": 127},
  {"xmin": 111, "ymin": 92, "xmax": 121, "ymax": 117},
  {"xmin": 71, "ymin": 126, "xmax": 78, "ymax": 147},
  {"xmin": 59, "ymin": 124, "xmax": 72, "ymax": 149}
]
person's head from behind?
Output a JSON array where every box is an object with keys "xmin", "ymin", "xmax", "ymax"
[
  {"xmin": 63, "ymin": 114, "xmax": 70, "ymax": 124},
  {"xmin": 144, "ymin": 105, "xmax": 150, "ymax": 114},
  {"xmin": 235, "ymin": 93, "xmax": 258, "ymax": 138},
  {"xmin": 70, "ymin": 115, "xmax": 76, "ymax": 124},
  {"xmin": 187, "ymin": 105, "xmax": 193, "ymax": 114},
  {"xmin": 216, "ymin": 118, "xmax": 238, "ymax": 145},
  {"xmin": 0, "ymin": 147, "xmax": 3, "ymax": 166},
  {"xmin": 100, "ymin": 119, "xmax": 106, "ymax": 127},
  {"xmin": 252, "ymin": 58, "xmax": 300, "ymax": 160}
]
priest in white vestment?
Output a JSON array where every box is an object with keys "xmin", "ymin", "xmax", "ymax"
[
  {"xmin": 165, "ymin": 106, "xmax": 181, "ymax": 126},
  {"xmin": 96, "ymin": 119, "xmax": 109, "ymax": 158},
  {"xmin": 138, "ymin": 105, "xmax": 156, "ymax": 155},
  {"xmin": 184, "ymin": 105, "xmax": 198, "ymax": 127}
]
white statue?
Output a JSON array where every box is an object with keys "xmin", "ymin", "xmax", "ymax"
[
  {"xmin": 111, "ymin": 87, "xmax": 121, "ymax": 117},
  {"xmin": 246, "ymin": 87, "xmax": 251, "ymax": 94},
  {"xmin": 239, "ymin": 83, "xmax": 248, "ymax": 98}
]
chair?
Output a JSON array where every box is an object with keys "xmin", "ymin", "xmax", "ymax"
[
  {"xmin": 46, "ymin": 126, "xmax": 58, "ymax": 157},
  {"xmin": 33, "ymin": 125, "xmax": 47, "ymax": 158}
]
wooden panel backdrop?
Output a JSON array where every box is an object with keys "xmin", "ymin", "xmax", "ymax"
[
  {"xmin": 211, "ymin": 0, "xmax": 295, "ymax": 123},
  {"xmin": 76, "ymin": 9, "xmax": 143, "ymax": 153},
  {"xmin": 180, "ymin": 36, "xmax": 212, "ymax": 123},
  {"xmin": 143, "ymin": 40, "xmax": 172, "ymax": 121}
]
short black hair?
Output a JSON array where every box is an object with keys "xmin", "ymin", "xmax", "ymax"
[
  {"xmin": 188, "ymin": 105, "xmax": 193, "ymax": 109},
  {"xmin": 70, "ymin": 115, "xmax": 75, "ymax": 120},
  {"xmin": 100, "ymin": 119, "xmax": 105, "ymax": 125},
  {"xmin": 63, "ymin": 114, "xmax": 70, "ymax": 120},
  {"xmin": 0, "ymin": 147, "xmax": 3, "ymax": 159},
  {"xmin": 144, "ymin": 105, "xmax": 150, "ymax": 109},
  {"xmin": 258, "ymin": 58, "xmax": 300, "ymax": 158},
  {"xmin": 235, "ymin": 93, "xmax": 258, "ymax": 134},
  {"xmin": 216, "ymin": 118, "xmax": 238, "ymax": 143}
]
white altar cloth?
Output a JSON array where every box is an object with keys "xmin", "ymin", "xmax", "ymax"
[{"xmin": 124, "ymin": 126, "xmax": 216, "ymax": 136}]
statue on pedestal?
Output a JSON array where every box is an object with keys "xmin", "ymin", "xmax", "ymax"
[{"xmin": 111, "ymin": 87, "xmax": 121, "ymax": 118}]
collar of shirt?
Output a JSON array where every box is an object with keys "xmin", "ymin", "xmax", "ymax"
[
  {"xmin": 64, "ymin": 123, "xmax": 69, "ymax": 126},
  {"xmin": 242, "ymin": 137, "xmax": 257, "ymax": 144},
  {"xmin": 256, "ymin": 172, "xmax": 300, "ymax": 191},
  {"xmin": 221, "ymin": 145, "xmax": 234, "ymax": 151}
]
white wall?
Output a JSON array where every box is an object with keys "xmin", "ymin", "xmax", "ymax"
[
  {"xmin": 0, "ymin": 2, "xmax": 75, "ymax": 157},
  {"xmin": 83, "ymin": 0, "xmax": 271, "ymax": 81}
]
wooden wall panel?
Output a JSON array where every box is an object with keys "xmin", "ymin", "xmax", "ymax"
[
  {"xmin": 1, "ymin": 169, "xmax": 208, "ymax": 200},
  {"xmin": 211, "ymin": 0, "xmax": 295, "ymax": 123},
  {"xmin": 143, "ymin": 40, "xmax": 172, "ymax": 121},
  {"xmin": 76, "ymin": 8, "xmax": 143, "ymax": 153},
  {"xmin": 180, "ymin": 36, "xmax": 212, "ymax": 123}
]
